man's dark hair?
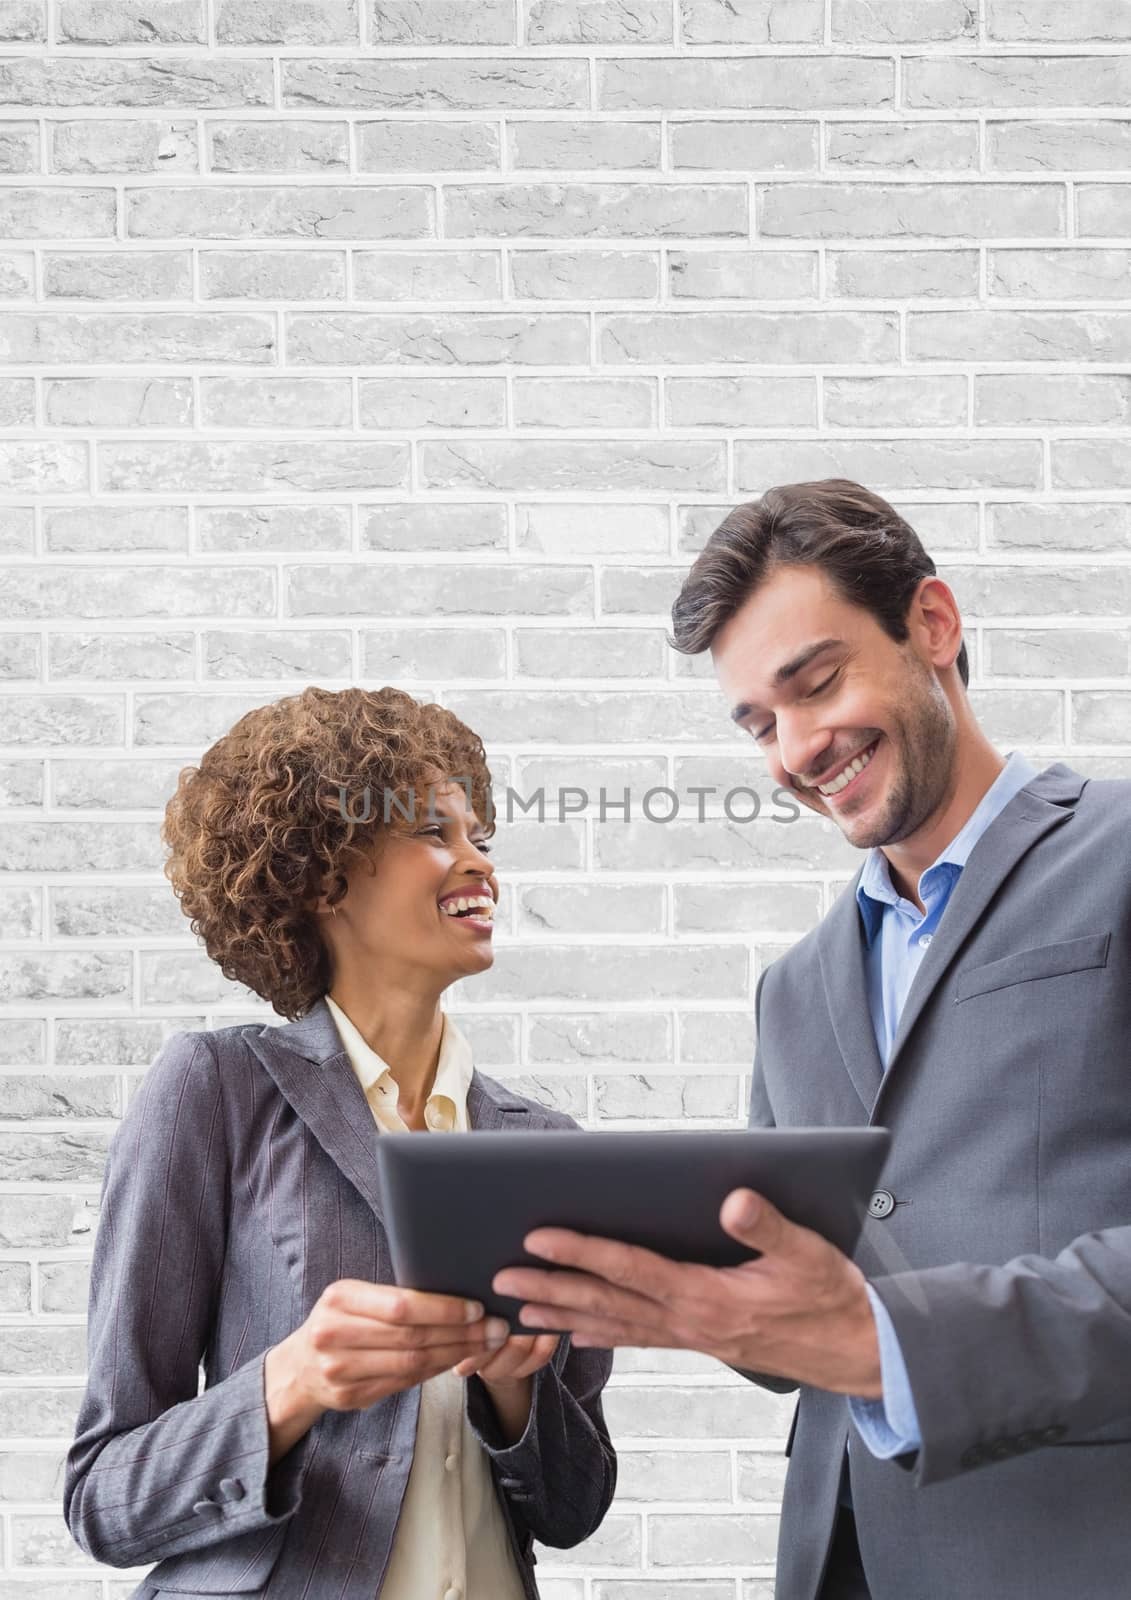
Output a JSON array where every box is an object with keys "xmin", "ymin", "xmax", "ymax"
[{"xmin": 669, "ymin": 478, "xmax": 969, "ymax": 687}]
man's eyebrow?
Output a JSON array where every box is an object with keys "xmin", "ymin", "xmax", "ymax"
[{"xmin": 729, "ymin": 637, "xmax": 845, "ymax": 723}]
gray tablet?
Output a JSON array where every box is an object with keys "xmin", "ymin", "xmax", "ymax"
[{"xmin": 374, "ymin": 1126, "xmax": 891, "ymax": 1330}]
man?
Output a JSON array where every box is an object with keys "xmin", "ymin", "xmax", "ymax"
[{"xmin": 495, "ymin": 480, "xmax": 1131, "ymax": 1599}]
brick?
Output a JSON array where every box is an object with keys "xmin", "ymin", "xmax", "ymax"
[
  {"xmin": 199, "ymin": 504, "xmax": 350, "ymax": 552},
  {"xmin": 0, "ymin": 564, "xmax": 273, "ymax": 620},
  {"xmin": 986, "ymin": 0, "xmax": 1131, "ymax": 41},
  {"xmin": 59, "ymin": 0, "xmax": 203, "ymax": 41},
  {"xmin": 905, "ymin": 56, "xmax": 1131, "ymax": 110},
  {"xmin": 420, "ymin": 440, "xmax": 725, "ymax": 492},
  {"xmin": 1077, "ymin": 185, "xmax": 1131, "ymax": 237},
  {"xmin": 736, "ymin": 438, "xmax": 1041, "ymax": 492},
  {"xmin": 0, "ymin": 57, "xmax": 272, "ymax": 108},
  {"xmin": 43, "ymin": 250, "xmax": 192, "ymax": 300},
  {"xmin": 680, "ymin": 0, "xmax": 822, "ymax": 42},
  {"xmin": 825, "ymin": 375, "xmax": 967, "ymax": 428},
  {"xmin": 976, "ymin": 374, "xmax": 1131, "ymax": 426},
  {"xmin": 0, "ymin": 188, "xmax": 114, "ymax": 239},
  {"xmin": 363, "ymin": 627, "xmax": 506, "ymax": 679},
  {"xmin": 510, "ymin": 249, "xmax": 659, "ymax": 300},
  {"xmin": 288, "ymin": 312, "xmax": 586, "ymax": 365},
  {"xmin": 53, "ymin": 120, "xmax": 198, "ymax": 174},
  {"xmin": 359, "ymin": 376, "xmax": 506, "ymax": 429},
  {"xmin": 507, "ymin": 121, "xmax": 661, "ymax": 171},
  {"xmin": 600, "ymin": 311, "xmax": 897, "ymax": 364},
  {"xmin": 288, "ymin": 563, "xmax": 592, "ymax": 618},
  {"xmin": 361, "ymin": 503, "xmax": 507, "ymax": 551},
  {"xmin": 528, "ymin": 0, "xmax": 672, "ymax": 42},
  {"xmin": 127, "ymin": 184, "xmax": 434, "ymax": 240},
  {"xmin": 909, "ymin": 310, "xmax": 1131, "ymax": 362},
  {"xmin": 988, "ymin": 503, "xmax": 1131, "ymax": 552},
  {"xmin": 598, "ymin": 56, "xmax": 892, "ymax": 111},
  {"xmin": 990, "ymin": 248, "xmax": 1131, "ymax": 299},
  {"xmin": 208, "ymin": 120, "xmax": 349, "ymax": 173},
  {"xmin": 513, "ymin": 377, "xmax": 655, "ymax": 429},
  {"xmin": 49, "ymin": 630, "xmax": 193, "ymax": 676},
  {"xmin": 528, "ymin": 1012, "xmax": 672, "ymax": 1064},
  {"xmin": 514, "ymin": 627, "xmax": 666, "ymax": 679},
  {"xmin": 216, "ymin": 0, "xmax": 358, "ymax": 42},
  {"xmin": 669, "ymin": 250, "xmax": 819, "ymax": 300},
  {"xmin": 203, "ymin": 629, "xmax": 352, "ymax": 680},
  {"xmin": 759, "ymin": 181, "xmax": 1063, "ymax": 239},
  {"xmin": 283, "ymin": 58, "xmax": 588, "ymax": 110},
  {"xmin": 445, "ymin": 182, "xmax": 747, "ymax": 239},
  {"xmin": 200, "ymin": 248, "xmax": 346, "ymax": 300},
  {"xmin": 670, "ymin": 119, "xmax": 818, "ymax": 172},
  {"xmin": 467, "ymin": 944, "xmax": 749, "ymax": 1003},
  {"xmin": 99, "ymin": 441, "xmax": 409, "ymax": 493},
  {"xmin": 1052, "ymin": 439, "xmax": 1131, "ymax": 490},
  {"xmin": 515, "ymin": 503, "xmax": 669, "ymax": 556},
  {"xmin": 44, "ymin": 377, "xmax": 193, "ymax": 428},
  {"xmin": 518, "ymin": 882, "xmax": 664, "ymax": 931},
  {"xmin": 985, "ymin": 628, "xmax": 1129, "ymax": 678},
  {"xmin": 988, "ymin": 119, "xmax": 1131, "ymax": 172},
  {"xmin": 832, "ymin": 0, "xmax": 976, "ymax": 41},
  {"xmin": 358, "ymin": 121, "xmax": 500, "ymax": 172},
  {"xmin": 826, "ymin": 120, "xmax": 978, "ymax": 172},
  {"xmin": 373, "ymin": 0, "xmax": 513, "ymax": 42},
  {"xmin": 199, "ymin": 376, "xmax": 352, "ymax": 429},
  {"xmin": 828, "ymin": 247, "xmax": 979, "ymax": 299},
  {"xmin": 666, "ymin": 377, "xmax": 816, "ymax": 428},
  {"xmin": 0, "ymin": 312, "xmax": 273, "ymax": 363}
]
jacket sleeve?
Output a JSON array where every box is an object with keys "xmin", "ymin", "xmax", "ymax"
[
  {"xmin": 465, "ymin": 1335, "xmax": 616, "ymax": 1548},
  {"xmin": 63, "ymin": 1030, "xmax": 313, "ymax": 1568},
  {"xmin": 870, "ymin": 1224, "xmax": 1131, "ymax": 1486},
  {"xmin": 731, "ymin": 965, "xmax": 800, "ymax": 1397}
]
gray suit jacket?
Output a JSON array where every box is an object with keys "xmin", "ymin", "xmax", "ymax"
[
  {"xmin": 750, "ymin": 761, "xmax": 1131, "ymax": 1600},
  {"xmin": 63, "ymin": 997, "xmax": 616, "ymax": 1599}
]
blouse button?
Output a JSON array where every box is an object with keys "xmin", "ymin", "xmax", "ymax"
[{"xmin": 444, "ymin": 1452, "xmax": 458, "ymax": 1472}]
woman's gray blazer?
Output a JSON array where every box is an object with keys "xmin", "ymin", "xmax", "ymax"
[{"xmin": 62, "ymin": 997, "xmax": 617, "ymax": 1599}]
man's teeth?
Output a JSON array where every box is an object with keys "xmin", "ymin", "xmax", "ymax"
[
  {"xmin": 440, "ymin": 896, "xmax": 495, "ymax": 919},
  {"xmin": 817, "ymin": 741, "xmax": 878, "ymax": 797}
]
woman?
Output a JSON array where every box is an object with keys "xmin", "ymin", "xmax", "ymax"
[{"xmin": 63, "ymin": 685, "xmax": 616, "ymax": 1599}]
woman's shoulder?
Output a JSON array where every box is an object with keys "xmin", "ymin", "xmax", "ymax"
[{"xmin": 471, "ymin": 1069, "xmax": 582, "ymax": 1133}]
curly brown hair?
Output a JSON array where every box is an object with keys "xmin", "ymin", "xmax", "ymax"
[{"xmin": 161, "ymin": 686, "xmax": 495, "ymax": 1020}]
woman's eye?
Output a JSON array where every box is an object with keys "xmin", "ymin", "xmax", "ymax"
[
  {"xmin": 417, "ymin": 826, "xmax": 444, "ymax": 839},
  {"xmin": 475, "ymin": 841, "xmax": 492, "ymax": 855}
]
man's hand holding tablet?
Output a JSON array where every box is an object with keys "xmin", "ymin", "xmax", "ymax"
[
  {"xmin": 374, "ymin": 1125, "xmax": 891, "ymax": 1396},
  {"xmin": 495, "ymin": 1186, "xmax": 884, "ymax": 1398}
]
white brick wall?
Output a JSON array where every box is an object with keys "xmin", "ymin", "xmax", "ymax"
[{"xmin": 2, "ymin": 0, "xmax": 1131, "ymax": 1593}]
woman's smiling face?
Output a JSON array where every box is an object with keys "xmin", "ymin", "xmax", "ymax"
[{"xmin": 322, "ymin": 779, "xmax": 498, "ymax": 991}]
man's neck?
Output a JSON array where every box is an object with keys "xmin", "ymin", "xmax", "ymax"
[{"xmin": 881, "ymin": 739, "xmax": 1008, "ymax": 912}]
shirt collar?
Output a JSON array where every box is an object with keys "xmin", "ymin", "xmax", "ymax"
[
  {"xmin": 323, "ymin": 993, "xmax": 474, "ymax": 1127},
  {"xmin": 855, "ymin": 749, "xmax": 1040, "ymax": 946}
]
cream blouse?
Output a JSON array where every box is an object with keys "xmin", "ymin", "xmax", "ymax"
[{"xmin": 324, "ymin": 994, "xmax": 528, "ymax": 1600}]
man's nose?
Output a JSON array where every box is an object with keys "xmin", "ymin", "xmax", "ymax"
[{"xmin": 775, "ymin": 715, "xmax": 833, "ymax": 791}]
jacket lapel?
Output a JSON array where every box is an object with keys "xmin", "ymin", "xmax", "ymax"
[
  {"xmin": 247, "ymin": 998, "xmax": 541, "ymax": 1218},
  {"xmin": 816, "ymin": 875, "xmax": 886, "ymax": 1115},
  {"xmin": 247, "ymin": 996, "xmax": 386, "ymax": 1218},
  {"xmin": 875, "ymin": 762, "xmax": 1083, "ymax": 1098},
  {"xmin": 816, "ymin": 761, "xmax": 1086, "ymax": 1116}
]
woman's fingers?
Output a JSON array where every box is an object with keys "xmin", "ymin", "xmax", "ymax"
[
  {"xmin": 454, "ymin": 1332, "xmax": 560, "ymax": 1381},
  {"xmin": 319, "ymin": 1279, "xmax": 486, "ymax": 1327},
  {"xmin": 314, "ymin": 1308, "xmax": 509, "ymax": 1353}
]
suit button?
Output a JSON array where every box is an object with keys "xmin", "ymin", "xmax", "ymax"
[
  {"xmin": 192, "ymin": 1498, "xmax": 220, "ymax": 1514},
  {"xmin": 988, "ymin": 1438, "xmax": 1016, "ymax": 1459},
  {"xmin": 1039, "ymin": 1424, "xmax": 1067, "ymax": 1443},
  {"xmin": 868, "ymin": 1190, "xmax": 896, "ymax": 1220},
  {"xmin": 219, "ymin": 1477, "xmax": 246, "ymax": 1500}
]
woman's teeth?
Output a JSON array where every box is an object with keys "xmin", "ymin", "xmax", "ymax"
[
  {"xmin": 440, "ymin": 896, "xmax": 495, "ymax": 920},
  {"xmin": 817, "ymin": 740, "xmax": 878, "ymax": 798}
]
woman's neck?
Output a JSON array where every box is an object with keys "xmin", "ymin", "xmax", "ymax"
[{"xmin": 327, "ymin": 977, "xmax": 445, "ymax": 1126}]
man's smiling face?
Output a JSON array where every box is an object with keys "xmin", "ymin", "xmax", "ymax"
[{"xmin": 710, "ymin": 562, "xmax": 958, "ymax": 852}]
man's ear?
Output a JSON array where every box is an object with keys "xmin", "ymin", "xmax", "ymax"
[{"xmin": 912, "ymin": 576, "xmax": 964, "ymax": 674}]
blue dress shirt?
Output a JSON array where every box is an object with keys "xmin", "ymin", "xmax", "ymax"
[{"xmin": 847, "ymin": 748, "xmax": 1039, "ymax": 1460}]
